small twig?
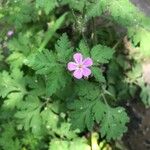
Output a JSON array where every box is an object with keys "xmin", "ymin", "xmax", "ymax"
[
  {"xmin": 104, "ymin": 89, "xmax": 116, "ymax": 101},
  {"xmin": 91, "ymin": 17, "xmax": 97, "ymax": 45},
  {"xmin": 112, "ymin": 39, "xmax": 122, "ymax": 49},
  {"xmin": 101, "ymin": 93, "xmax": 109, "ymax": 107}
]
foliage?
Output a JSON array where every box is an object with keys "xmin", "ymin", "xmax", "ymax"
[{"xmin": 0, "ymin": 0, "xmax": 150, "ymax": 149}]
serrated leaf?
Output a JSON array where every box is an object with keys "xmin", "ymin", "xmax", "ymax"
[
  {"xmin": 8, "ymin": 33, "xmax": 31, "ymax": 54},
  {"xmin": 28, "ymin": 48, "xmax": 71, "ymax": 97},
  {"xmin": 30, "ymin": 111, "xmax": 43, "ymax": 135},
  {"xmin": 41, "ymin": 106, "xmax": 59, "ymax": 130},
  {"xmin": 6, "ymin": 1, "xmax": 37, "ymax": 29},
  {"xmin": 0, "ymin": 69, "xmax": 26, "ymax": 98},
  {"xmin": 100, "ymin": 107, "xmax": 129, "ymax": 140},
  {"xmin": 15, "ymin": 95, "xmax": 43, "ymax": 135},
  {"xmin": 28, "ymin": 49, "xmax": 57, "ymax": 74},
  {"xmin": 69, "ymin": 94, "xmax": 129, "ymax": 140},
  {"xmin": 129, "ymin": 28, "xmax": 150, "ymax": 58},
  {"xmin": 86, "ymin": 0, "xmax": 103, "ymax": 19},
  {"xmin": 46, "ymin": 66, "xmax": 71, "ymax": 96},
  {"xmin": 92, "ymin": 100, "xmax": 106, "ymax": 123},
  {"xmin": 64, "ymin": 0, "xmax": 87, "ymax": 12},
  {"xmin": 92, "ymin": 66, "xmax": 105, "ymax": 83},
  {"xmin": 54, "ymin": 122, "xmax": 78, "ymax": 139},
  {"xmin": 106, "ymin": 0, "xmax": 146, "ymax": 27},
  {"xmin": 25, "ymin": 75, "xmax": 45, "ymax": 96},
  {"xmin": 91, "ymin": 44, "xmax": 114, "ymax": 64},
  {"xmin": 0, "ymin": 123, "xmax": 21, "ymax": 150},
  {"xmin": 75, "ymin": 81, "xmax": 100, "ymax": 100},
  {"xmin": 69, "ymin": 98, "xmax": 95, "ymax": 131},
  {"xmin": 3, "ymin": 92, "xmax": 24, "ymax": 109},
  {"xmin": 36, "ymin": 0, "xmax": 57, "ymax": 14},
  {"xmin": 6, "ymin": 52, "xmax": 25, "ymax": 68},
  {"xmin": 55, "ymin": 33, "xmax": 73, "ymax": 62},
  {"xmin": 77, "ymin": 40, "xmax": 90, "ymax": 57},
  {"xmin": 0, "ymin": 71, "xmax": 18, "ymax": 98}
]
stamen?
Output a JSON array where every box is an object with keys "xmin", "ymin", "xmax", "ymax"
[{"xmin": 78, "ymin": 64, "xmax": 83, "ymax": 68}]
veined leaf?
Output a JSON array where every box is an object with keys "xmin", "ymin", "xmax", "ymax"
[
  {"xmin": 36, "ymin": 0, "xmax": 57, "ymax": 14},
  {"xmin": 77, "ymin": 40, "xmax": 90, "ymax": 57},
  {"xmin": 92, "ymin": 66, "xmax": 105, "ymax": 83},
  {"xmin": 100, "ymin": 107, "xmax": 129, "ymax": 140},
  {"xmin": 91, "ymin": 44, "xmax": 114, "ymax": 64},
  {"xmin": 55, "ymin": 33, "xmax": 73, "ymax": 62}
]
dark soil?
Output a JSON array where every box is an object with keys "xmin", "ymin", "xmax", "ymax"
[{"xmin": 123, "ymin": 100, "xmax": 150, "ymax": 150}]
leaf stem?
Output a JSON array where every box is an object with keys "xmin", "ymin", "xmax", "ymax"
[
  {"xmin": 38, "ymin": 13, "xmax": 67, "ymax": 52},
  {"xmin": 112, "ymin": 39, "xmax": 122, "ymax": 49},
  {"xmin": 104, "ymin": 89, "xmax": 116, "ymax": 101},
  {"xmin": 91, "ymin": 132, "xmax": 99, "ymax": 150},
  {"xmin": 91, "ymin": 17, "xmax": 97, "ymax": 45},
  {"xmin": 101, "ymin": 93, "xmax": 109, "ymax": 107}
]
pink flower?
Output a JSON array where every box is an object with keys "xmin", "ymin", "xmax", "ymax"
[
  {"xmin": 7, "ymin": 30, "xmax": 14, "ymax": 37},
  {"xmin": 67, "ymin": 53, "xmax": 93, "ymax": 79}
]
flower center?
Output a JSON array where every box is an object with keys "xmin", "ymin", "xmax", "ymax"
[{"xmin": 78, "ymin": 64, "xmax": 83, "ymax": 69}]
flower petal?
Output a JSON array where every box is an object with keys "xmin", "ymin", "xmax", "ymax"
[
  {"xmin": 67, "ymin": 62, "xmax": 77, "ymax": 71},
  {"xmin": 73, "ymin": 53, "xmax": 83, "ymax": 64},
  {"xmin": 73, "ymin": 69, "xmax": 83, "ymax": 79},
  {"xmin": 83, "ymin": 58, "xmax": 93, "ymax": 67},
  {"xmin": 82, "ymin": 67, "xmax": 91, "ymax": 77}
]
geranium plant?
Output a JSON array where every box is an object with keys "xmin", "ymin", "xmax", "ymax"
[{"xmin": 0, "ymin": 0, "xmax": 150, "ymax": 150}]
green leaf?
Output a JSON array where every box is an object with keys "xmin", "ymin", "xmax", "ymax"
[
  {"xmin": 62, "ymin": 0, "xmax": 87, "ymax": 12},
  {"xmin": 129, "ymin": 28, "xmax": 150, "ymax": 58},
  {"xmin": 69, "ymin": 94, "xmax": 129, "ymax": 140},
  {"xmin": 50, "ymin": 139, "xmax": 68, "ymax": 150},
  {"xmin": 69, "ymin": 98, "xmax": 95, "ymax": 131},
  {"xmin": 25, "ymin": 76, "xmax": 45, "ymax": 96},
  {"xmin": 91, "ymin": 66, "xmax": 105, "ymax": 83},
  {"xmin": 91, "ymin": 44, "xmax": 114, "ymax": 64},
  {"xmin": 46, "ymin": 66, "xmax": 71, "ymax": 96},
  {"xmin": 36, "ymin": 0, "xmax": 57, "ymax": 14},
  {"xmin": 0, "ymin": 71, "xmax": 17, "ymax": 98},
  {"xmin": 3, "ymin": 92, "xmax": 24, "ymax": 110},
  {"xmin": 41, "ymin": 105, "xmax": 59, "ymax": 130},
  {"xmin": 38, "ymin": 13, "xmax": 67, "ymax": 52},
  {"xmin": 49, "ymin": 138, "xmax": 90, "ymax": 150},
  {"xmin": 55, "ymin": 33, "xmax": 73, "ymax": 62},
  {"xmin": 8, "ymin": 33, "xmax": 31, "ymax": 54},
  {"xmin": 28, "ymin": 49, "xmax": 57, "ymax": 74},
  {"xmin": 5, "ymin": 1, "xmax": 37, "ymax": 29},
  {"xmin": 100, "ymin": 107, "xmax": 129, "ymax": 140},
  {"xmin": 30, "ymin": 111, "xmax": 43, "ymax": 135},
  {"xmin": 86, "ymin": 0, "xmax": 103, "ymax": 19},
  {"xmin": 0, "ymin": 69, "xmax": 26, "ymax": 98},
  {"xmin": 127, "ymin": 64, "xmax": 142, "ymax": 83},
  {"xmin": 6, "ymin": 52, "xmax": 25, "ymax": 69},
  {"xmin": 15, "ymin": 95, "xmax": 43, "ymax": 136},
  {"xmin": 77, "ymin": 40, "xmax": 90, "ymax": 57},
  {"xmin": 69, "ymin": 138, "xmax": 90, "ymax": 150},
  {"xmin": 105, "ymin": 0, "xmax": 147, "ymax": 27},
  {"xmin": 28, "ymin": 48, "xmax": 71, "ymax": 97},
  {"xmin": 75, "ymin": 81, "xmax": 100, "ymax": 100},
  {"xmin": 54, "ymin": 122, "xmax": 78, "ymax": 139},
  {"xmin": 0, "ymin": 123, "xmax": 21, "ymax": 150},
  {"xmin": 92, "ymin": 100, "xmax": 106, "ymax": 123}
]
